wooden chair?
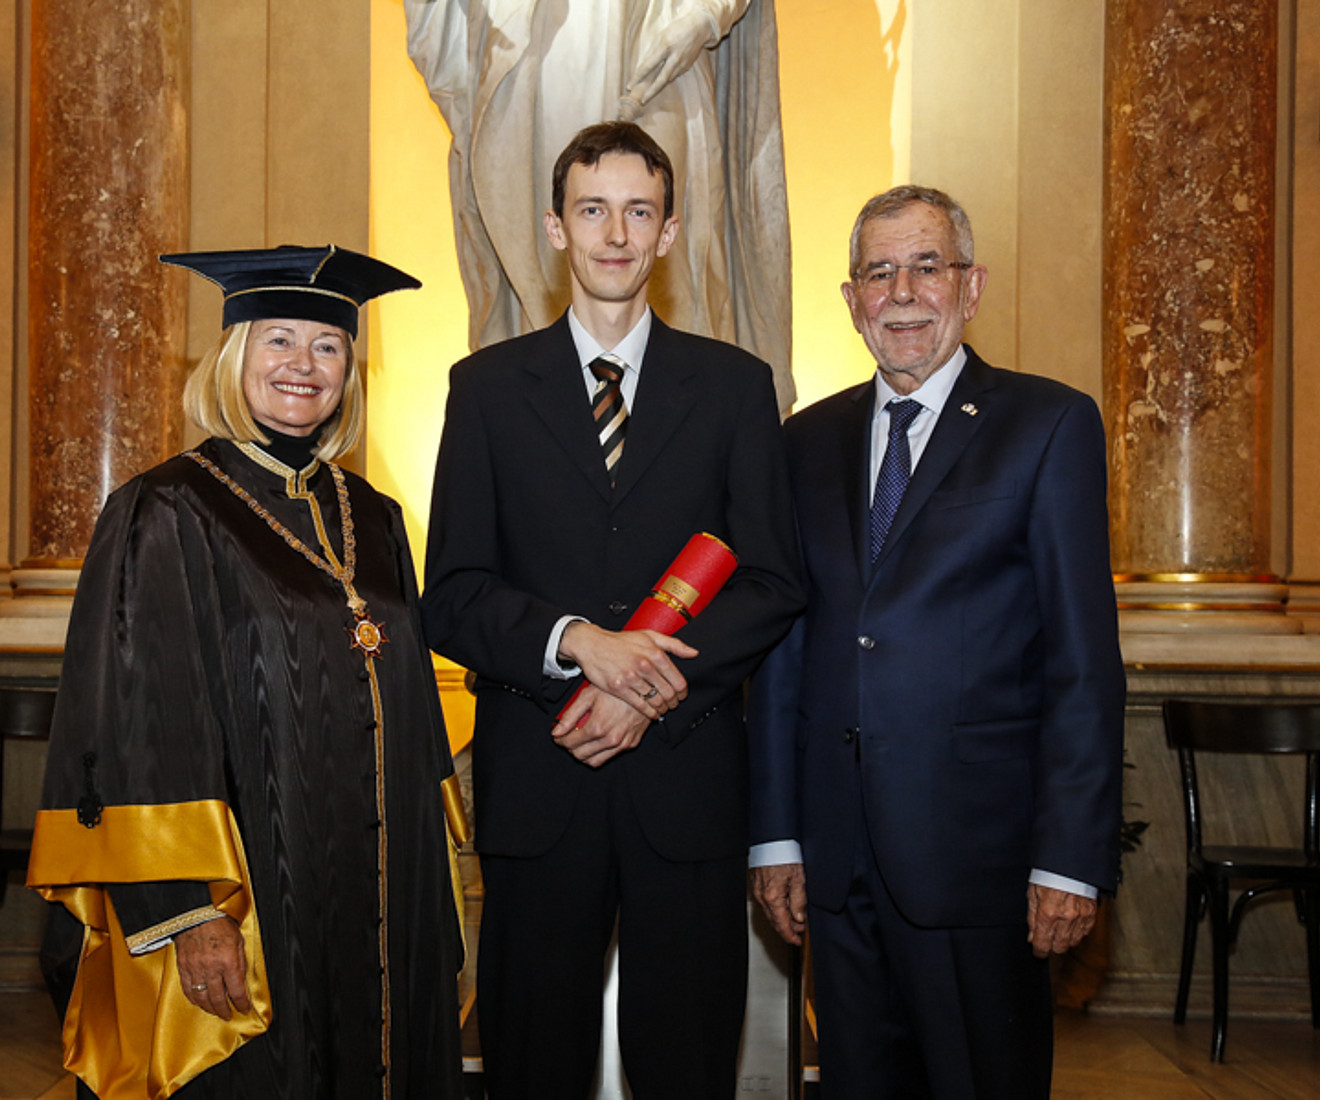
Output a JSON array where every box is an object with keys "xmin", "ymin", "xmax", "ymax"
[
  {"xmin": 1162, "ymin": 699, "xmax": 1320, "ymax": 1061},
  {"xmin": 0, "ymin": 684, "xmax": 57, "ymax": 903}
]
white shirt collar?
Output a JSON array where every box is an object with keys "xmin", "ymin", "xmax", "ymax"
[
  {"xmin": 567, "ymin": 306, "xmax": 652, "ymax": 375},
  {"xmin": 872, "ymin": 344, "xmax": 967, "ymax": 417}
]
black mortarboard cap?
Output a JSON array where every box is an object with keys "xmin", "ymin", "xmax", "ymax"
[{"xmin": 159, "ymin": 244, "xmax": 421, "ymax": 338}]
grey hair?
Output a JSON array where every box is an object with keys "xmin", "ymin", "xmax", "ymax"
[{"xmin": 848, "ymin": 185, "xmax": 975, "ymax": 277}]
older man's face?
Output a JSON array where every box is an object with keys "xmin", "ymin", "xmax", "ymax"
[{"xmin": 841, "ymin": 203, "xmax": 987, "ymax": 395}]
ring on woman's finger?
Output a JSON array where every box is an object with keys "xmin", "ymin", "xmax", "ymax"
[
  {"xmin": 192, "ymin": 983, "xmax": 209, "ymax": 992},
  {"xmin": 642, "ymin": 687, "xmax": 658, "ymax": 700}
]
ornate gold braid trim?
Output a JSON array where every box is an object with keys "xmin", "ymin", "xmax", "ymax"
[
  {"xmin": 185, "ymin": 448, "xmax": 365, "ymax": 616},
  {"xmin": 124, "ymin": 905, "xmax": 227, "ymax": 953}
]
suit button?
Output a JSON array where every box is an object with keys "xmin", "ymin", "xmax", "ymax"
[
  {"xmin": 609, "ymin": 601, "xmax": 628, "ymax": 615},
  {"xmin": 858, "ymin": 635, "xmax": 875, "ymax": 650},
  {"xmin": 843, "ymin": 728, "xmax": 857, "ymax": 744}
]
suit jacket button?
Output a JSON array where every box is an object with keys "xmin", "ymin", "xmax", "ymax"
[
  {"xmin": 609, "ymin": 601, "xmax": 628, "ymax": 615},
  {"xmin": 858, "ymin": 635, "xmax": 875, "ymax": 650},
  {"xmin": 843, "ymin": 728, "xmax": 857, "ymax": 744}
]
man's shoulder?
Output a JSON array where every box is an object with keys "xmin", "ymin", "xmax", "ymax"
[
  {"xmin": 453, "ymin": 317, "xmax": 570, "ymax": 371},
  {"xmin": 784, "ymin": 380, "xmax": 871, "ymax": 436},
  {"xmin": 649, "ymin": 317, "xmax": 770, "ymax": 374}
]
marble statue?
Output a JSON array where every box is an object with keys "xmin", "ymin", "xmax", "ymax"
[{"xmin": 405, "ymin": 0, "xmax": 796, "ymax": 410}]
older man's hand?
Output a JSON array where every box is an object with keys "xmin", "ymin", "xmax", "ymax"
[
  {"xmin": 752, "ymin": 863, "xmax": 808, "ymax": 947},
  {"xmin": 176, "ymin": 916, "xmax": 251, "ymax": 1019},
  {"xmin": 1026, "ymin": 883, "xmax": 1097, "ymax": 959}
]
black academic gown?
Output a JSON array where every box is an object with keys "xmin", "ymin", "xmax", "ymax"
[{"xmin": 30, "ymin": 438, "xmax": 462, "ymax": 1100}]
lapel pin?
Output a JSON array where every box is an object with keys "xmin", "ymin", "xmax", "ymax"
[{"xmin": 961, "ymin": 403, "xmax": 979, "ymax": 416}]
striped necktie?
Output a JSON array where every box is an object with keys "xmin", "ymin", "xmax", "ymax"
[
  {"xmin": 869, "ymin": 398, "xmax": 923, "ymax": 560},
  {"xmin": 590, "ymin": 353, "xmax": 628, "ymax": 485}
]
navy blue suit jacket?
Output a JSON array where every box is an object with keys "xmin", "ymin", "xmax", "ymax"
[
  {"xmin": 749, "ymin": 347, "xmax": 1125, "ymax": 927},
  {"xmin": 424, "ymin": 313, "xmax": 803, "ymax": 863}
]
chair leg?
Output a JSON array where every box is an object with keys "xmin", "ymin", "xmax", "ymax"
[
  {"xmin": 1175, "ymin": 875, "xmax": 1203, "ymax": 1026},
  {"xmin": 1303, "ymin": 887, "xmax": 1320, "ymax": 1030},
  {"xmin": 1208, "ymin": 878, "xmax": 1230, "ymax": 1062}
]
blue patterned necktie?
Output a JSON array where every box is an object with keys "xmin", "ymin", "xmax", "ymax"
[{"xmin": 869, "ymin": 398, "xmax": 923, "ymax": 560}]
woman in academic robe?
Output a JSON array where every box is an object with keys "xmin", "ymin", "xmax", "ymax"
[{"xmin": 27, "ymin": 245, "xmax": 464, "ymax": 1100}]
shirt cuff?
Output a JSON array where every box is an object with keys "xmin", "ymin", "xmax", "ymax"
[
  {"xmin": 124, "ymin": 906, "xmax": 229, "ymax": 956},
  {"xmin": 1028, "ymin": 869, "xmax": 1098, "ymax": 899},
  {"xmin": 749, "ymin": 840, "xmax": 802, "ymax": 867},
  {"xmin": 544, "ymin": 616, "xmax": 588, "ymax": 679}
]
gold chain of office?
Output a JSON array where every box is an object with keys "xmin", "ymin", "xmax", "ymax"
[{"xmin": 184, "ymin": 449, "xmax": 389, "ymax": 659}]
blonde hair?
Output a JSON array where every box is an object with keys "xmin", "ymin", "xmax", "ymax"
[{"xmin": 183, "ymin": 321, "xmax": 363, "ymax": 461}]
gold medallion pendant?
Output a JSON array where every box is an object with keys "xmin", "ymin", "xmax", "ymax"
[{"xmin": 349, "ymin": 614, "xmax": 389, "ymax": 659}]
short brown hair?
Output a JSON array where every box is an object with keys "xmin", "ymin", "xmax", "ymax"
[
  {"xmin": 183, "ymin": 322, "xmax": 363, "ymax": 460},
  {"xmin": 551, "ymin": 122, "xmax": 675, "ymax": 220},
  {"xmin": 848, "ymin": 186, "xmax": 976, "ymax": 278}
]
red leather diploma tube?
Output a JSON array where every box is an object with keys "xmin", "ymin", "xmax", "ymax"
[{"xmin": 557, "ymin": 532, "xmax": 738, "ymax": 720}]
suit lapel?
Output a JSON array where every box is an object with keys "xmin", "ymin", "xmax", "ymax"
[
  {"xmin": 525, "ymin": 315, "xmax": 615, "ymax": 502},
  {"xmin": 871, "ymin": 348, "xmax": 997, "ymax": 573},
  {"xmin": 610, "ymin": 317, "xmax": 699, "ymax": 502},
  {"xmin": 841, "ymin": 382, "xmax": 878, "ymax": 579}
]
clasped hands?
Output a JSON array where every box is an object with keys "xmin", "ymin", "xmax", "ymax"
[{"xmin": 551, "ymin": 621, "xmax": 697, "ymax": 767}]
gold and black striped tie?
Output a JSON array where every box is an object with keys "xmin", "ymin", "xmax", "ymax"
[{"xmin": 590, "ymin": 353, "xmax": 628, "ymax": 484}]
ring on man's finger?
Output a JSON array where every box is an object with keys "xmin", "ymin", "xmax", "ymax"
[
  {"xmin": 642, "ymin": 687, "xmax": 658, "ymax": 699},
  {"xmin": 192, "ymin": 983, "xmax": 209, "ymax": 992}
]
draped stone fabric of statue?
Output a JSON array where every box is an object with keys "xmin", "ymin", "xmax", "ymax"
[{"xmin": 405, "ymin": 0, "xmax": 796, "ymax": 411}]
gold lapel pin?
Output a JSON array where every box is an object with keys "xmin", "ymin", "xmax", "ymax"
[{"xmin": 961, "ymin": 403, "xmax": 979, "ymax": 416}]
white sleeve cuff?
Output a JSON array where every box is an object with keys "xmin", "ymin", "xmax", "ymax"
[
  {"xmin": 544, "ymin": 616, "xmax": 588, "ymax": 679},
  {"xmin": 1029, "ymin": 869, "xmax": 1098, "ymax": 899},
  {"xmin": 749, "ymin": 840, "xmax": 802, "ymax": 868}
]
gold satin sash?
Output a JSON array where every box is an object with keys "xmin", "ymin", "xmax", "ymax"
[{"xmin": 27, "ymin": 800, "xmax": 272, "ymax": 1100}]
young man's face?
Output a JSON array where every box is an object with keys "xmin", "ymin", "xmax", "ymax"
[{"xmin": 544, "ymin": 152, "xmax": 679, "ymax": 310}]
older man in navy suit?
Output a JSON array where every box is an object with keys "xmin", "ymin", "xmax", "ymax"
[{"xmin": 749, "ymin": 186, "xmax": 1125, "ymax": 1099}]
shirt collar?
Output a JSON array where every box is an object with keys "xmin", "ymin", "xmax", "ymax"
[
  {"xmin": 567, "ymin": 306, "xmax": 653, "ymax": 375},
  {"xmin": 872, "ymin": 344, "xmax": 967, "ymax": 418}
]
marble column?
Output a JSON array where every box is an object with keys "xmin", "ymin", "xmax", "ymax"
[
  {"xmin": 1102, "ymin": 1, "xmax": 1288, "ymax": 633},
  {"xmin": 5, "ymin": 0, "xmax": 189, "ymax": 625}
]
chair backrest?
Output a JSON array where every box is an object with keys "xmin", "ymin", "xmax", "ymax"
[
  {"xmin": 1163, "ymin": 699, "xmax": 1320, "ymax": 755},
  {"xmin": 1162, "ymin": 699, "xmax": 1320, "ymax": 860}
]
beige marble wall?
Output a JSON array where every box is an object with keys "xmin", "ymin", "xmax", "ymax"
[
  {"xmin": 908, "ymin": 1, "xmax": 1108, "ymax": 405},
  {"xmin": 185, "ymin": 0, "xmax": 370, "ymax": 467},
  {"xmin": 908, "ymin": 1, "xmax": 1021, "ymax": 378},
  {"xmin": 186, "ymin": 0, "xmax": 370, "ymax": 365}
]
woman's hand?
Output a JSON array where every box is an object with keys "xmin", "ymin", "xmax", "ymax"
[{"xmin": 175, "ymin": 916, "xmax": 252, "ymax": 1019}]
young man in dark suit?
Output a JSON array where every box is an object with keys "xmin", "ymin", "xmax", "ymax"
[
  {"xmin": 422, "ymin": 122, "xmax": 803, "ymax": 1099},
  {"xmin": 749, "ymin": 186, "xmax": 1125, "ymax": 1099}
]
